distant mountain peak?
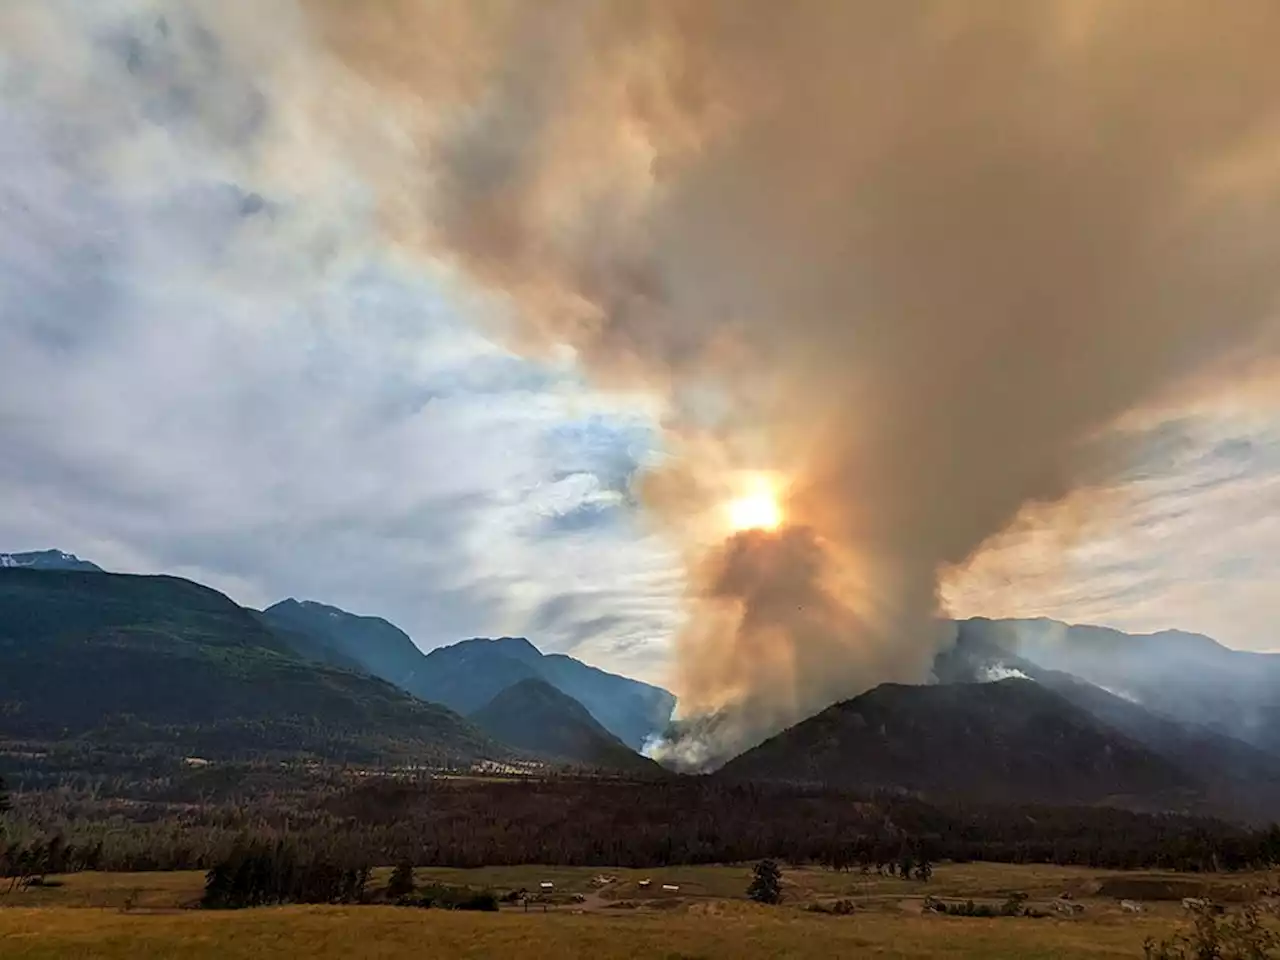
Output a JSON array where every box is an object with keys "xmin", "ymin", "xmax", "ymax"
[
  {"xmin": 451, "ymin": 635, "xmax": 545, "ymax": 664},
  {"xmin": 0, "ymin": 549, "xmax": 103, "ymax": 572},
  {"xmin": 469, "ymin": 677, "xmax": 657, "ymax": 772}
]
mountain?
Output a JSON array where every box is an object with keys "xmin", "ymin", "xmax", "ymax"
[
  {"xmin": 536, "ymin": 652, "xmax": 676, "ymax": 752},
  {"xmin": 947, "ymin": 617, "xmax": 1280, "ymax": 760},
  {"xmin": 0, "ymin": 549, "xmax": 102, "ymax": 572},
  {"xmin": 265, "ymin": 603, "xmax": 676, "ymax": 750},
  {"xmin": 718, "ymin": 679, "xmax": 1200, "ymax": 809},
  {"xmin": 935, "ymin": 627, "xmax": 1280, "ymax": 818},
  {"xmin": 417, "ymin": 637, "xmax": 676, "ymax": 750},
  {"xmin": 413, "ymin": 637, "xmax": 544, "ymax": 713},
  {"xmin": 469, "ymin": 678, "xmax": 659, "ymax": 773},
  {"xmin": 261, "ymin": 599, "xmax": 425, "ymax": 685},
  {"xmin": 0, "ymin": 569, "xmax": 508, "ymax": 767}
]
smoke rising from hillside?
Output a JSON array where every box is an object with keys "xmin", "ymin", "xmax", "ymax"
[
  {"xmin": 291, "ymin": 0, "xmax": 1280, "ymax": 764},
  {"xmin": 36, "ymin": 1, "xmax": 1274, "ymax": 765}
]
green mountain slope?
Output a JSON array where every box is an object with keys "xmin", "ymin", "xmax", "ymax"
[
  {"xmin": 718, "ymin": 679, "xmax": 1201, "ymax": 809},
  {"xmin": 261, "ymin": 599, "xmax": 426, "ymax": 688},
  {"xmin": 469, "ymin": 678, "xmax": 660, "ymax": 774},
  {"xmin": 0, "ymin": 570, "xmax": 507, "ymax": 766},
  {"xmin": 951, "ymin": 617, "xmax": 1280, "ymax": 757}
]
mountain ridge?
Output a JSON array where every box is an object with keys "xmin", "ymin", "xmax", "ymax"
[
  {"xmin": 0, "ymin": 568, "xmax": 509, "ymax": 767},
  {"xmin": 0, "ymin": 549, "xmax": 103, "ymax": 573},
  {"xmin": 265, "ymin": 598, "xmax": 676, "ymax": 750},
  {"xmin": 718, "ymin": 678, "xmax": 1203, "ymax": 810}
]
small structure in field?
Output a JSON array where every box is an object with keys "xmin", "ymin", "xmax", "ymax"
[
  {"xmin": 662, "ymin": 884, "xmax": 680, "ymax": 893},
  {"xmin": 1120, "ymin": 900, "xmax": 1143, "ymax": 914},
  {"xmin": 637, "ymin": 879, "xmax": 652, "ymax": 889},
  {"xmin": 540, "ymin": 882, "xmax": 554, "ymax": 892}
]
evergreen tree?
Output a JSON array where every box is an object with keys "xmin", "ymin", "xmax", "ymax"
[
  {"xmin": 747, "ymin": 859, "xmax": 783, "ymax": 905},
  {"xmin": 387, "ymin": 861, "xmax": 415, "ymax": 900},
  {"xmin": 0, "ymin": 775, "xmax": 10, "ymax": 815},
  {"xmin": 203, "ymin": 861, "xmax": 233, "ymax": 908}
]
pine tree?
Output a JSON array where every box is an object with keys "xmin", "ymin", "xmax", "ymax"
[
  {"xmin": 747, "ymin": 859, "xmax": 783, "ymax": 905},
  {"xmin": 203, "ymin": 861, "xmax": 233, "ymax": 908},
  {"xmin": 0, "ymin": 775, "xmax": 10, "ymax": 815},
  {"xmin": 387, "ymin": 861, "xmax": 415, "ymax": 901}
]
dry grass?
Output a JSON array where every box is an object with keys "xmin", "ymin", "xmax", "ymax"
[
  {"xmin": 3, "ymin": 863, "xmax": 1274, "ymax": 959},
  {"xmin": 0, "ymin": 903, "xmax": 1174, "ymax": 960}
]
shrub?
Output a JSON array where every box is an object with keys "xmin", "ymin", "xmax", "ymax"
[
  {"xmin": 1144, "ymin": 903, "xmax": 1280, "ymax": 960},
  {"xmin": 413, "ymin": 883, "xmax": 499, "ymax": 911}
]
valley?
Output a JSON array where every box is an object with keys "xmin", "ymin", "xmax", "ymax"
[{"xmin": 6, "ymin": 554, "xmax": 1280, "ymax": 958}]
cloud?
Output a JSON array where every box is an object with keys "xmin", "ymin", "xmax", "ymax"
[{"xmin": 0, "ymin": 1, "xmax": 680, "ymax": 683}]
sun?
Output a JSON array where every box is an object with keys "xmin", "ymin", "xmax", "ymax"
[{"xmin": 725, "ymin": 487, "xmax": 783, "ymax": 532}]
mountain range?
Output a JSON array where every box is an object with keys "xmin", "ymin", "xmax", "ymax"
[
  {"xmin": 5, "ymin": 547, "xmax": 1280, "ymax": 819},
  {"xmin": 718, "ymin": 617, "xmax": 1280, "ymax": 819},
  {"xmin": 0, "ymin": 550, "xmax": 674, "ymax": 774},
  {"xmin": 259, "ymin": 599, "xmax": 674, "ymax": 751},
  {"xmin": 948, "ymin": 617, "xmax": 1280, "ymax": 757},
  {"xmin": 0, "ymin": 567, "xmax": 504, "ymax": 766}
]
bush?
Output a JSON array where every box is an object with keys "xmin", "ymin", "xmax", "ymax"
[
  {"xmin": 1144, "ymin": 903, "xmax": 1280, "ymax": 960},
  {"xmin": 807, "ymin": 899, "xmax": 856, "ymax": 916},
  {"xmin": 924, "ymin": 896, "xmax": 1008, "ymax": 918},
  {"xmin": 413, "ymin": 883, "xmax": 499, "ymax": 911}
]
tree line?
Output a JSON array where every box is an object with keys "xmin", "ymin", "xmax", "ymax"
[{"xmin": 6, "ymin": 771, "xmax": 1280, "ymax": 877}]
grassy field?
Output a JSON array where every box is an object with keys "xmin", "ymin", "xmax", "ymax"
[{"xmin": 2, "ymin": 863, "xmax": 1273, "ymax": 959}]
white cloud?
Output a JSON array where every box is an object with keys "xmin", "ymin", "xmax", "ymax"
[{"xmin": 0, "ymin": 1, "xmax": 682, "ymax": 684}]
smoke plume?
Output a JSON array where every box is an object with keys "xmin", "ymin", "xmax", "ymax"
[{"xmin": 168, "ymin": 2, "xmax": 1280, "ymax": 762}]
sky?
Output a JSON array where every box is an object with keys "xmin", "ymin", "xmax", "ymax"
[{"xmin": 2, "ymin": 2, "xmax": 1279, "ymax": 690}]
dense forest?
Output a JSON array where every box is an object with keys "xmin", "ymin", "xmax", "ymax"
[{"xmin": 4, "ymin": 767, "xmax": 1280, "ymax": 882}]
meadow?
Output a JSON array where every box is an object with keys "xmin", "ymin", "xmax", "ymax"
[{"xmin": 3, "ymin": 862, "xmax": 1271, "ymax": 959}]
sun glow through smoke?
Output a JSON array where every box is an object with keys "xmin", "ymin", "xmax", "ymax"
[{"xmin": 725, "ymin": 478, "xmax": 783, "ymax": 532}]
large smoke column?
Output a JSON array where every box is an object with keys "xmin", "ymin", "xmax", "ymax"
[
  {"xmin": 295, "ymin": 0, "xmax": 1280, "ymax": 764},
  {"xmin": 214, "ymin": 2, "xmax": 1280, "ymax": 762}
]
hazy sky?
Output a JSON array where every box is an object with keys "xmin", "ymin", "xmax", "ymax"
[{"xmin": 2, "ymin": 2, "xmax": 1278, "ymax": 686}]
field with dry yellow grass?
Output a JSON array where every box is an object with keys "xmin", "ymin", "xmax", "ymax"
[{"xmin": 2, "ymin": 863, "xmax": 1272, "ymax": 959}]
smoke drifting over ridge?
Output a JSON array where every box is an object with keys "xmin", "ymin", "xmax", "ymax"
[
  {"xmin": 19, "ymin": 2, "xmax": 1279, "ymax": 764},
  {"xmin": 298, "ymin": 0, "xmax": 1280, "ymax": 765}
]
